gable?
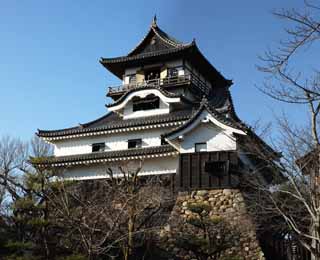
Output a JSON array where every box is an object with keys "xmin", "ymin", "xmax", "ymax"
[
  {"xmin": 128, "ymin": 23, "xmax": 185, "ymax": 56},
  {"xmin": 171, "ymin": 119, "xmax": 238, "ymax": 153},
  {"xmin": 132, "ymin": 33, "xmax": 174, "ymax": 55}
]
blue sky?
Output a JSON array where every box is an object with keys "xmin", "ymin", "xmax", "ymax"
[{"xmin": 0, "ymin": 0, "xmax": 311, "ymax": 140}]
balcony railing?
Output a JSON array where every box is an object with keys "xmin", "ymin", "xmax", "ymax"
[{"xmin": 108, "ymin": 74, "xmax": 210, "ymax": 96}]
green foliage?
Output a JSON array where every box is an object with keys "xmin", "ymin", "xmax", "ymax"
[
  {"xmin": 57, "ymin": 254, "xmax": 87, "ymax": 260},
  {"xmin": 13, "ymin": 198, "xmax": 35, "ymax": 210},
  {"xmin": 4, "ymin": 255, "xmax": 41, "ymax": 260},
  {"xmin": 172, "ymin": 200, "xmax": 239, "ymax": 260},
  {"xmin": 175, "ymin": 234, "xmax": 209, "ymax": 251},
  {"xmin": 187, "ymin": 216, "xmax": 202, "ymax": 227},
  {"xmin": 4, "ymin": 241, "xmax": 33, "ymax": 251},
  {"xmin": 187, "ymin": 202, "xmax": 211, "ymax": 215},
  {"xmin": 27, "ymin": 218, "xmax": 50, "ymax": 227},
  {"xmin": 210, "ymin": 215, "xmax": 223, "ymax": 224},
  {"xmin": 220, "ymin": 256, "xmax": 243, "ymax": 260}
]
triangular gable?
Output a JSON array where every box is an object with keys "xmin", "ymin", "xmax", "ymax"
[
  {"xmin": 128, "ymin": 18, "xmax": 187, "ymax": 56},
  {"xmin": 164, "ymin": 99, "xmax": 246, "ymax": 141}
]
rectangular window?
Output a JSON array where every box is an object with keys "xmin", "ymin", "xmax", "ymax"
[
  {"xmin": 168, "ymin": 68, "xmax": 178, "ymax": 78},
  {"xmin": 128, "ymin": 139, "xmax": 142, "ymax": 149},
  {"xmin": 132, "ymin": 96, "xmax": 160, "ymax": 112},
  {"xmin": 161, "ymin": 137, "xmax": 168, "ymax": 145},
  {"xmin": 195, "ymin": 143, "xmax": 207, "ymax": 152},
  {"xmin": 92, "ymin": 143, "xmax": 105, "ymax": 153}
]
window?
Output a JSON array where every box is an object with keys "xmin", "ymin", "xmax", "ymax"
[
  {"xmin": 128, "ymin": 139, "xmax": 142, "ymax": 149},
  {"xmin": 92, "ymin": 143, "xmax": 105, "ymax": 153},
  {"xmin": 145, "ymin": 68, "xmax": 160, "ymax": 81},
  {"xmin": 161, "ymin": 137, "xmax": 168, "ymax": 145},
  {"xmin": 168, "ymin": 68, "xmax": 178, "ymax": 78},
  {"xmin": 195, "ymin": 143, "xmax": 207, "ymax": 152},
  {"xmin": 132, "ymin": 94, "xmax": 160, "ymax": 112}
]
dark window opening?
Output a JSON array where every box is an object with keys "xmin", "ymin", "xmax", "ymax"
[
  {"xmin": 132, "ymin": 94, "xmax": 160, "ymax": 112},
  {"xmin": 168, "ymin": 68, "xmax": 178, "ymax": 78},
  {"xmin": 205, "ymin": 161, "xmax": 228, "ymax": 176},
  {"xmin": 92, "ymin": 143, "xmax": 105, "ymax": 153},
  {"xmin": 145, "ymin": 68, "xmax": 160, "ymax": 81},
  {"xmin": 195, "ymin": 143, "xmax": 207, "ymax": 152},
  {"xmin": 161, "ymin": 137, "xmax": 168, "ymax": 145},
  {"xmin": 128, "ymin": 139, "xmax": 142, "ymax": 149}
]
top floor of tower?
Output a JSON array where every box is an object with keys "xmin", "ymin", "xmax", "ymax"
[{"xmin": 100, "ymin": 16, "xmax": 232, "ymax": 102}]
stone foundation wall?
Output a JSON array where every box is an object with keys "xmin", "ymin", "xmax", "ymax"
[{"xmin": 160, "ymin": 189, "xmax": 265, "ymax": 260}]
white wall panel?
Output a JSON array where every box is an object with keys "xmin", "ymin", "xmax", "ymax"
[
  {"xmin": 60, "ymin": 156, "xmax": 178, "ymax": 180},
  {"xmin": 54, "ymin": 128, "xmax": 169, "ymax": 156}
]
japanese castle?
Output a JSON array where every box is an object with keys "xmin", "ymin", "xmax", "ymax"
[{"xmin": 35, "ymin": 17, "xmax": 276, "ymax": 189}]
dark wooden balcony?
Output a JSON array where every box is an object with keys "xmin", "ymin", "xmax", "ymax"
[{"xmin": 107, "ymin": 74, "xmax": 210, "ymax": 99}]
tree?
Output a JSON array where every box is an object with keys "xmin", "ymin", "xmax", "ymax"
[
  {"xmin": 245, "ymin": 1, "xmax": 320, "ymax": 259},
  {"xmin": 172, "ymin": 202, "xmax": 240, "ymax": 260},
  {"xmin": 0, "ymin": 135, "xmax": 173, "ymax": 260},
  {"xmin": 38, "ymin": 162, "xmax": 173, "ymax": 260}
]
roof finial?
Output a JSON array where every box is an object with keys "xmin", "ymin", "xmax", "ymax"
[{"xmin": 152, "ymin": 15, "xmax": 157, "ymax": 27}]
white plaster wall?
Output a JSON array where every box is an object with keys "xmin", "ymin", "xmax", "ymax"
[
  {"xmin": 60, "ymin": 156, "xmax": 178, "ymax": 180},
  {"xmin": 54, "ymin": 128, "xmax": 170, "ymax": 156},
  {"xmin": 167, "ymin": 110, "xmax": 239, "ymax": 153},
  {"xmin": 178, "ymin": 124, "xmax": 237, "ymax": 153}
]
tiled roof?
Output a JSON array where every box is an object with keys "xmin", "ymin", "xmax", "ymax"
[
  {"xmin": 127, "ymin": 19, "xmax": 188, "ymax": 56},
  {"xmin": 100, "ymin": 43, "xmax": 194, "ymax": 65},
  {"xmin": 163, "ymin": 98, "xmax": 244, "ymax": 138},
  {"xmin": 37, "ymin": 109, "xmax": 192, "ymax": 139},
  {"xmin": 163, "ymin": 98, "xmax": 279, "ymax": 159},
  {"xmin": 31, "ymin": 145, "xmax": 177, "ymax": 166}
]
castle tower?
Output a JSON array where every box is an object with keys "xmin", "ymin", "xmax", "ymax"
[{"xmin": 34, "ymin": 18, "xmax": 278, "ymax": 259}]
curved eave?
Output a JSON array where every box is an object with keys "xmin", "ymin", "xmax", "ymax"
[
  {"xmin": 31, "ymin": 145, "xmax": 178, "ymax": 167},
  {"xmin": 100, "ymin": 42, "xmax": 231, "ymax": 88},
  {"xmin": 100, "ymin": 44, "xmax": 194, "ymax": 79},
  {"xmin": 37, "ymin": 113, "xmax": 114, "ymax": 137},
  {"xmin": 106, "ymin": 86, "xmax": 183, "ymax": 109}
]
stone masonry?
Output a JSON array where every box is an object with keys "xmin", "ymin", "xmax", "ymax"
[{"xmin": 160, "ymin": 189, "xmax": 265, "ymax": 260}]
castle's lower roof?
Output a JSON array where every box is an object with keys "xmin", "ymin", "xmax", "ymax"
[
  {"xmin": 31, "ymin": 145, "xmax": 177, "ymax": 167},
  {"xmin": 37, "ymin": 109, "xmax": 192, "ymax": 140}
]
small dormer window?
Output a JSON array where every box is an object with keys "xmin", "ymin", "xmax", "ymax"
[
  {"xmin": 132, "ymin": 94, "xmax": 160, "ymax": 112},
  {"xmin": 92, "ymin": 143, "xmax": 105, "ymax": 152},
  {"xmin": 128, "ymin": 139, "xmax": 142, "ymax": 149},
  {"xmin": 195, "ymin": 143, "xmax": 207, "ymax": 152},
  {"xmin": 161, "ymin": 136, "xmax": 168, "ymax": 145}
]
